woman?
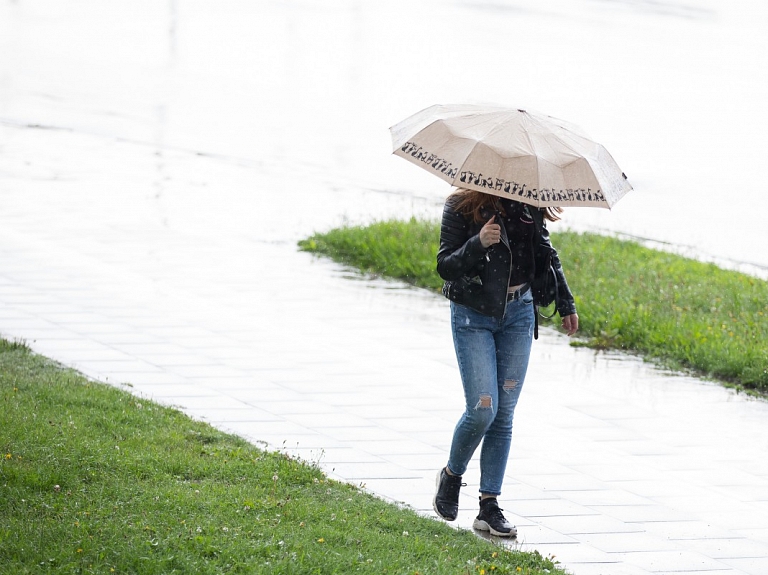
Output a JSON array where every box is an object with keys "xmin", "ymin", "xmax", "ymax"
[{"xmin": 433, "ymin": 188, "xmax": 579, "ymax": 537}]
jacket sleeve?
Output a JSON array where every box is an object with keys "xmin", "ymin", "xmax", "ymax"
[
  {"xmin": 436, "ymin": 201, "xmax": 488, "ymax": 281},
  {"xmin": 538, "ymin": 224, "xmax": 578, "ymax": 317}
]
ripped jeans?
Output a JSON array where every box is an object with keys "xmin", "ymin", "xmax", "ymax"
[{"xmin": 446, "ymin": 291, "xmax": 534, "ymax": 496}]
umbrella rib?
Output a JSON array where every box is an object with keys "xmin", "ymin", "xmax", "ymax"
[
  {"xmin": 452, "ymin": 138, "xmax": 491, "ymax": 186},
  {"xmin": 526, "ymin": 112, "xmax": 588, "ymax": 158},
  {"xmin": 529, "ymin": 117, "xmax": 595, "ymax": 175},
  {"xmin": 457, "ymin": 111, "xmax": 516, "ymax": 143},
  {"xmin": 552, "ymin": 131, "xmax": 594, "ymax": 160}
]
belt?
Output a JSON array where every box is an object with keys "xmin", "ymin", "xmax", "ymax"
[{"xmin": 507, "ymin": 283, "xmax": 530, "ymax": 301}]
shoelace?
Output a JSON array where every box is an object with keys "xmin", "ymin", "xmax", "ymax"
[
  {"xmin": 485, "ymin": 502, "xmax": 509, "ymax": 525},
  {"xmin": 444, "ymin": 476, "xmax": 467, "ymax": 499}
]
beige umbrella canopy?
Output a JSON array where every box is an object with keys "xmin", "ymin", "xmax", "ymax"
[{"xmin": 390, "ymin": 104, "xmax": 632, "ymax": 209}]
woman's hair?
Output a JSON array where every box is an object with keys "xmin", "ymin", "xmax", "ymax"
[{"xmin": 449, "ymin": 188, "xmax": 563, "ymax": 223}]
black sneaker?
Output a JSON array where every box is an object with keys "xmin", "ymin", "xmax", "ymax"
[
  {"xmin": 473, "ymin": 497, "xmax": 517, "ymax": 537},
  {"xmin": 433, "ymin": 468, "xmax": 464, "ymax": 521}
]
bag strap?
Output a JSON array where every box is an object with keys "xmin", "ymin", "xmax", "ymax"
[
  {"xmin": 538, "ymin": 267, "xmax": 559, "ymax": 320},
  {"xmin": 530, "ymin": 208, "xmax": 560, "ymax": 322}
]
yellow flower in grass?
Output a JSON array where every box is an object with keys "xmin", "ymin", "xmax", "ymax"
[
  {"xmin": 317, "ymin": 538, "xmax": 325, "ymax": 543},
  {"xmin": 4, "ymin": 453, "xmax": 11, "ymax": 460}
]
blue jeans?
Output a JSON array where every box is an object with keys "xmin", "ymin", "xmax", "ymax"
[{"xmin": 446, "ymin": 290, "xmax": 534, "ymax": 496}]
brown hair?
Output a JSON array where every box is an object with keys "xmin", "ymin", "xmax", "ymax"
[{"xmin": 449, "ymin": 188, "xmax": 563, "ymax": 223}]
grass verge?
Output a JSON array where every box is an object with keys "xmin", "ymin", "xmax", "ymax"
[
  {"xmin": 298, "ymin": 219, "xmax": 768, "ymax": 394},
  {"xmin": 0, "ymin": 338, "xmax": 566, "ymax": 575}
]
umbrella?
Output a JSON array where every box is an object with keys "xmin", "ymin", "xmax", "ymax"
[{"xmin": 390, "ymin": 104, "xmax": 632, "ymax": 208}]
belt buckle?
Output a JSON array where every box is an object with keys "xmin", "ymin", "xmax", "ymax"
[{"xmin": 509, "ymin": 284, "xmax": 527, "ymax": 301}]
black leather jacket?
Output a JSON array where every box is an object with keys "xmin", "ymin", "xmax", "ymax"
[{"xmin": 436, "ymin": 197, "xmax": 577, "ymax": 319}]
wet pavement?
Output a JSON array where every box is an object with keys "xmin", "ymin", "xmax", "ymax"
[{"xmin": 2, "ymin": 1, "xmax": 768, "ymax": 574}]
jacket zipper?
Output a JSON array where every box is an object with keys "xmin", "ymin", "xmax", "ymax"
[{"xmin": 496, "ymin": 211, "xmax": 513, "ymax": 320}]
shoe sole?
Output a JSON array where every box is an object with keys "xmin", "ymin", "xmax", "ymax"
[
  {"xmin": 473, "ymin": 518, "xmax": 517, "ymax": 538},
  {"xmin": 432, "ymin": 470, "xmax": 457, "ymax": 522}
]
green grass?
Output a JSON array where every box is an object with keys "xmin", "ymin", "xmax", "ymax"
[
  {"xmin": 0, "ymin": 339, "xmax": 567, "ymax": 575},
  {"xmin": 298, "ymin": 219, "xmax": 768, "ymax": 394},
  {"xmin": 300, "ymin": 219, "xmax": 445, "ymax": 292}
]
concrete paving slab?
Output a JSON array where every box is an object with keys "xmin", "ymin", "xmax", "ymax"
[
  {"xmin": 720, "ymin": 557, "xmax": 768, "ymax": 575},
  {"xmin": 643, "ymin": 521, "xmax": 746, "ymax": 542},
  {"xmin": 556, "ymin": 564, "xmax": 656, "ymax": 575},
  {"xmin": 573, "ymin": 532, "xmax": 682, "ymax": 553},
  {"xmin": 522, "ymin": 542, "xmax": 616, "ymax": 566},
  {"xmin": 186, "ymin": 407, "xmax": 285, "ymax": 424},
  {"xmin": 609, "ymin": 549, "xmax": 732, "ymax": 573},
  {"xmin": 681, "ymin": 538, "xmax": 768, "ymax": 561}
]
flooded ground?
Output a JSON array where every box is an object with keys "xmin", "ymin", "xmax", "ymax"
[{"xmin": 2, "ymin": 0, "xmax": 767, "ymax": 271}]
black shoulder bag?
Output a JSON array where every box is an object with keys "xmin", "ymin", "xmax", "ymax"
[{"xmin": 530, "ymin": 210, "xmax": 560, "ymax": 339}]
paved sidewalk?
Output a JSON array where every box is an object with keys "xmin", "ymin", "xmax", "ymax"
[{"xmin": 2, "ymin": 124, "xmax": 768, "ymax": 575}]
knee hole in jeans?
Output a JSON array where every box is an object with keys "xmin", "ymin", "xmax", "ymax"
[
  {"xmin": 503, "ymin": 379, "xmax": 519, "ymax": 393},
  {"xmin": 474, "ymin": 394, "xmax": 493, "ymax": 410}
]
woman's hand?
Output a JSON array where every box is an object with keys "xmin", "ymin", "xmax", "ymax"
[
  {"xmin": 561, "ymin": 313, "xmax": 579, "ymax": 336},
  {"xmin": 479, "ymin": 216, "xmax": 501, "ymax": 248}
]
